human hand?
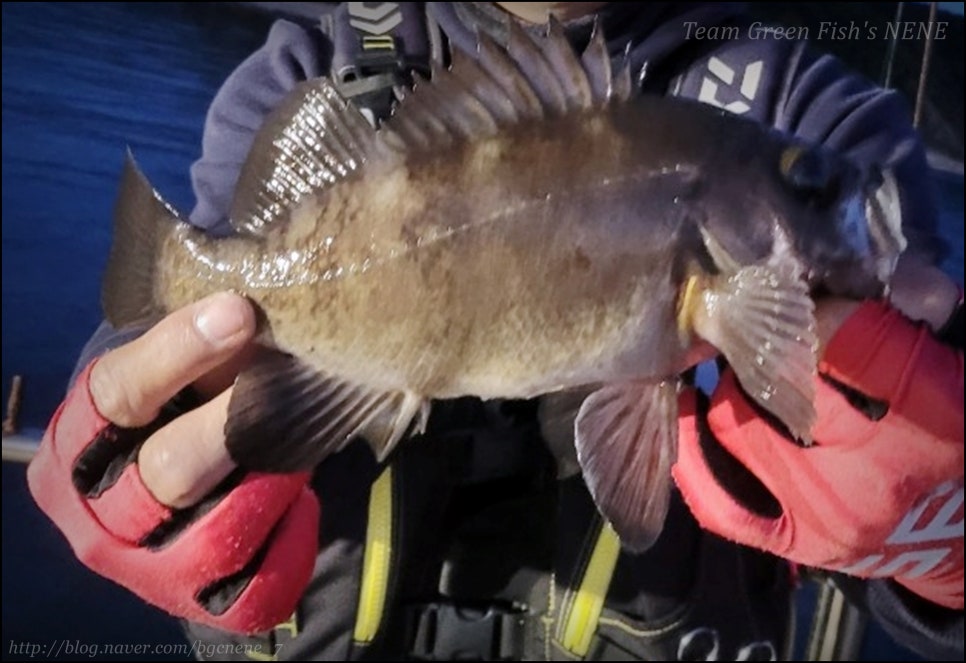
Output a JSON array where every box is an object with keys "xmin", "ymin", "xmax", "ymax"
[
  {"xmin": 28, "ymin": 292, "xmax": 319, "ymax": 633},
  {"xmin": 673, "ymin": 257, "xmax": 964, "ymax": 609}
]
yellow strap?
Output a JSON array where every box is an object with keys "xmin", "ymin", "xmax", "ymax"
[
  {"xmin": 244, "ymin": 612, "xmax": 297, "ymax": 660},
  {"xmin": 244, "ymin": 649, "xmax": 277, "ymax": 662},
  {"xmin": 274, "ymin": 612, "xmax": 298, "ymax": 637},
  {"xmin": 353, "ymin": 465, "xmax": 394, "ymax": 644},
  {"xmin": 559, "ymin": 522, "xmax": 621, "ymax": 657}
]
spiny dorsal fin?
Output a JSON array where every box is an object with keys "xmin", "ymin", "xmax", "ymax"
[
  {"xmin": 476, "ymin": 31, "xmax": 545, "ymax": 121},
  {"xmin": 507, "ymin": 19, "xmax": 569, "ymax": 116},
  {"xmin": 613, "ymin": 43, "xmax": 634, "ymax": 102},
  {"xmin": 542, "ymin": 17, "xmax": 593, "ymax": 111},
  {"xmin": 387, "ymin": 17, "xmax": 632, "ymax": 150},
  {"xmin": 229, "ymin": 19, "xmax": 630, "ymax": 235},
  {"xmin": 581, "ymin": 22, "xmax": 613, "ymax": 103}
]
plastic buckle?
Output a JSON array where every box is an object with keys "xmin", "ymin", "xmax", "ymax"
[{"xmin": 407, "ymin": 602, "xmax": 527, "ymax": 661}]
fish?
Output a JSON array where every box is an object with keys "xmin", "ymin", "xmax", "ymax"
[{"xmin": 103, "ymin": 20, "xmax": 905, "ymax": 551}]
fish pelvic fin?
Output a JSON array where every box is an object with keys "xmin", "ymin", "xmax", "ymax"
[
  {"xmin": 102, "ymin": 151, "xmax": 181, "ymax": 328},
  {"xmin": 575, "ymin": 380, "xmax": 678, "ymax": 553},
  {"xmin": 683, "ymin": 256, "xmax": 818, "ymax": 444},
  {"xmin": 225, "ymin": 350, "xmax": 428, "ymax": 472}
]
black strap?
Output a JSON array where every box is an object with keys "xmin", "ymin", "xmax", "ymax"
[
  {"xmin": 406, "ymin": 601, "xmax": 528, "ymax": 661},
  {"xmin": 326, "ymin": 2, "xmax": 440, "ymax": 122},
  {"xmin": 937, "ymin": 300, "xmax": 964, "ymax": 349}
]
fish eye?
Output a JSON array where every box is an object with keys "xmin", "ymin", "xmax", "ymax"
[{"xmin": 779, "ymin": 146, "xmax": 841, "ymax": 207}]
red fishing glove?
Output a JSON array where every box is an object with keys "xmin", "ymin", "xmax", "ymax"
[
  {"xmin": 674, "ymin": 300, "xmax": 964, "ymax": 609},
  {"xmin": 27, "ymin": 360, "xmax": 320, "ymax": 634}
]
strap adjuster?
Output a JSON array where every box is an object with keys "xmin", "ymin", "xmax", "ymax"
[
  {"xmin": 335, "ymin": 36, "xmax": 412, "ymax": 124},
  {"xmin": 358, "ymin": 34, "xmax": 400, "ymax": 75},
  {"xmin": 407, "ymin": 602, "xmax": 527, "ymax": 661}
]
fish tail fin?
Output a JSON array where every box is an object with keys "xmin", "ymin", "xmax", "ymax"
[{"xmin": 102, "ymin": 151, "xmax": 179, "ymax": 328}]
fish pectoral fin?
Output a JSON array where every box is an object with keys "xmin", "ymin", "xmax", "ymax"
[
  {"xmin": 225, "ymin": 350, "xmax": 425, "ymax": 472},
  {"xmin": 575, "ymin": 381, "xmax": 678, "ymax": 553},
  {"xmin": 690, "ymin": 262, "xmax": 818, "ymax": 443}
]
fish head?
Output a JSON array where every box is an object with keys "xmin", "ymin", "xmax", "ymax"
[
  {"xmin": 770, "ymin": 143, "xmax": 906, "ymax": 299},
  {"xmin": 693, "ymin": 137, "xmax": 907, "ymax": 298}
]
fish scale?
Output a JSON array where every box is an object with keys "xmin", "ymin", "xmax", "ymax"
[{"xmin": 103, "ymin": 20, "xmax": 905, "ymax": 552}]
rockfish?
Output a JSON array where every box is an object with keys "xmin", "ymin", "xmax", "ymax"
[{"xmin": 104, "ymin": 22, "xmax": 905, "ymax": 550}]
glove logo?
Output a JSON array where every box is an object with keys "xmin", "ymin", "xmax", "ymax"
[
  {"xmin": 887, "ymin": 480, "xmax": 964, "ymax": 545},
  {"xmin": 841, "ymin": 480, "xmax": 964, "ymax": 579},
  {"xmin": 698, "ymin": 57, "xmax": 763, "ymax": 115}
]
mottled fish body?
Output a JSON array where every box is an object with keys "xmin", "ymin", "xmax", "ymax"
[{"xmin": 105, "ymin": 22, "xmax": 905, "ymax": 550}]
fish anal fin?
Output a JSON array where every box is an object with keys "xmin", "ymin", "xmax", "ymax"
[
  {"xmin": 225, "ymin": 351, "xmax": 425, "ymax": 471},
  {"xmin": 358, "ymin": 392, "xmax": 430, "ymax": 462}
]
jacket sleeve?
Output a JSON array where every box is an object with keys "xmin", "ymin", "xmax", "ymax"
[
  {"xmin": 71, "ymin": 19, "xmax": 333, "ymax": 380},
  {"xmin": 190, "ymin": 19, "xmax": 332, "ymax": 234},
  {"xmin": 833, "ymin": 573, "xmax": 964, "ymax": 661}
]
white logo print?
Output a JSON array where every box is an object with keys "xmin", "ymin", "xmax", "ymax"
[
  {"xmin": 698, "ymin": 57, "xmax": 763, "ymax": 115},
  {"xmin": 840, "ymin": 481, "xmax": 964, "ymax": 579}
]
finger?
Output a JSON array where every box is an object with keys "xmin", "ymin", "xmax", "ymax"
[
  {"xmin": 138, "ymin": 388, "xmax": 236, "ymax": 508},
  {"xmin": 90, "ymin": 292, "xmax": 256, "ymax": 427}
]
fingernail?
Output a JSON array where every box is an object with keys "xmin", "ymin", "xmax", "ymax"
[{"xmin": 194, "ymin": 293, "xmax": 249, "ymax": 345}]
